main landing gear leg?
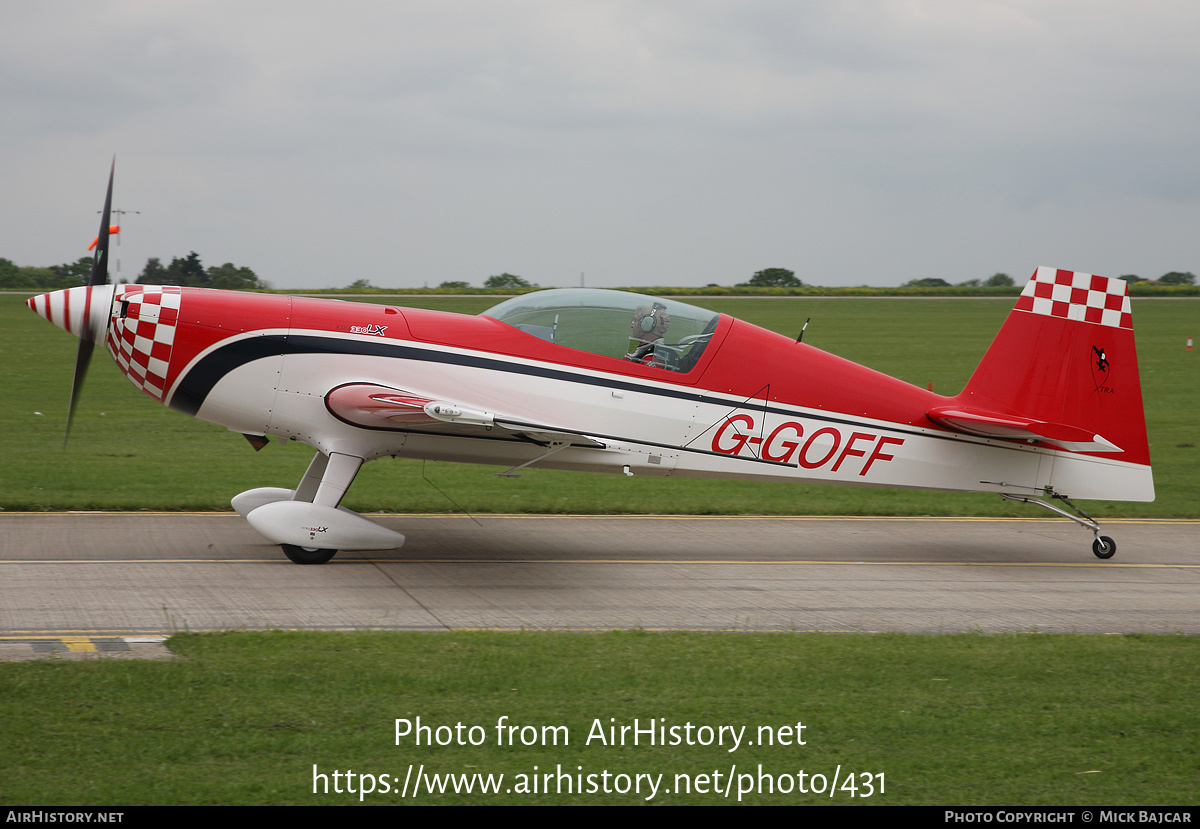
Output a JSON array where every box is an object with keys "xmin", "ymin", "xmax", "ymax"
[
  {"xmin": 292, "ymin": 450, "xmax": 330, "ymax": 505},
  {"xmin": 1000, "ymin": 491, "xmax": 1116, "ymax": 560},
  {"xmin": 280, "ymin": 451, "xmax": 364, "ymax": 565}
]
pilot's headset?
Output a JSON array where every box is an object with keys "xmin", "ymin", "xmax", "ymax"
[{"xmin": 639, "ymin": 302, "xmax": 667, "ymax": 333}]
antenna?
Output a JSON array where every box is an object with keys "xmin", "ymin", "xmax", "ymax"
[
  {"xmin": 796, "ymin": 289, "xmax": 827, "ymax": 343},
  {"xmin": 796, "ymin": 318, "xmax": 810, "ymax": 343}
]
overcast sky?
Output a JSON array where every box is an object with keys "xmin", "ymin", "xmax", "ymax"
[{"xmin": 5, "ymin": 1, "xmax": 1200, "ymax": 289}]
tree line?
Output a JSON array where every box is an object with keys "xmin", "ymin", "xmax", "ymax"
[
  {"xmin": 346, "ymin": 273, "xmax": 538, "ymax": 292},
  {"xmin": 0, "ymin": 252, "xmax": 266, "ymax": 291},
  {"xmin": 400, "ymin": 268, "xmax": 1194, "ymax": 291},
  {"xmin": 136, "ymin": 253, "xmax": 266, "ymax": 290},
  {"xmin": 4, "ymin": 257, "xmax": 1195, "ymax": 293},
  {"xmin": 902, "ymin": 272, "xmax": 1195, "ymax": 288},
  {"xmin": 394, "ymin": 269, "xmax": 808, "ymax": 291},
  {"xmin": 0, "ymin": 256, "xmax": 94, "ymax": 290}
]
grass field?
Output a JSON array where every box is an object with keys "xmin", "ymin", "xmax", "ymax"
[
  {"xmin": 2, "ymin": 631, "xmax": 1197, "ymax": 805},
  {"xmin": 2, "ymin": 293, "xmax": 1196, "ymax": 516}
]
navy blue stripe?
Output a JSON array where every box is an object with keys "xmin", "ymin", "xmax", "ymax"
[
  {"xmin": 170, "ymin": 333, "xmax": 711, "ymax": 416},
  {"xmin": 168, "ymin": 332, "xmax": 957, "ymax": 447},
  {"xmin": 170, "ymin": 334, "xmax": 291, "ymax": 416}
]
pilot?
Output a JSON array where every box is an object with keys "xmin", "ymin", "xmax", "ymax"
[{"xmin": 627, "ymin": 302, "xmax": 671, "ymax": 364}]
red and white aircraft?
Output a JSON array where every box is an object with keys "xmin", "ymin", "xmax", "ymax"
[{"xmin": 29, "ymin": 165, "xmax": 1153, "ymax": 563}]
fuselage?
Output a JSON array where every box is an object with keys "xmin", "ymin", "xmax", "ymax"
[{"xmin": 27, "ymin": 283, "xmax": 1152, "ymax": 502}]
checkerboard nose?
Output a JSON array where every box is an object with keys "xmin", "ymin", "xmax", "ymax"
[
  {"xmin": 103, "ymin": 285, "xmax": 183, "ymax": 403},
  {"xmin": 26, "ymin": 285, "xmax": 115, "ymax": 343}
]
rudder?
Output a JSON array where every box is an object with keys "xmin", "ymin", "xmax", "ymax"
[{"xmin": 927, "ymin": 267, "xmax": 1153, "ymax": 500}]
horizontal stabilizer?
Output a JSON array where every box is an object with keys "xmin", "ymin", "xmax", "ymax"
[
  {"xmin": 930, "ymin": 267, "xmax": 1151, "ymax": 489},
  {"xmin": 925, "ymin": 405, "xmax": 1121, "ymax": 453}
]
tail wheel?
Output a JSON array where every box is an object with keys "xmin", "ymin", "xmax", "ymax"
[
  {"xmin": 281, "ymin": 544, "xmax": 338, "ymax": 565},
  {"xmin": 1092, "ymin": 536, "xmax": 1116, "ymax": 560}
]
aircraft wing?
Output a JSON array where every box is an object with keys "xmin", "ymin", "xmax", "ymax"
[
  {"xmin": 324, "ymin": 382, "xmax": 795, "ymax": 467},
  {"xmin": 325, "ymin": 383, "xmax": 606, "ymax": 448}
]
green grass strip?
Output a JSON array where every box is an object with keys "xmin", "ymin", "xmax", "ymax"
[{"xmin": 1, "ymin": 631, "xmax": 1196, "ymax": 805}]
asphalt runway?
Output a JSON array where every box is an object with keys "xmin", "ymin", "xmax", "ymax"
[{"xmin": 1, "ymin": 513, "xmax": 1197, "ymax": 658}]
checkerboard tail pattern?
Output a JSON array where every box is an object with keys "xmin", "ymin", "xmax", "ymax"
[
  {"xmin": 105, "ymin": 285, "xmax": 182, "ymax": 402},
  {"xmin": 1014, "ymin": 266, "xmax": 1132, "ymax": 329}
]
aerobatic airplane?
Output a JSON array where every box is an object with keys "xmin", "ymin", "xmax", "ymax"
[{"xmin": 27, "ymin": 163, "xmax": 1153, "ymax": 563}]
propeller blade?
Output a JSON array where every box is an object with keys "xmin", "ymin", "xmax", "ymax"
[
  {"xmin": 65, "ymin": 158, "xmax": 115, "ymax": 446},
  {"xmin": 65, "ymin": 338, "xmax": 94, "ymax": 446},
  {"xmin": 88, "ymin": 159, "xmax": 115, "ymax": 288}
]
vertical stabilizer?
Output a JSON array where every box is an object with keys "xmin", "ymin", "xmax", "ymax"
[{"xmin": 926, "ymin": 267, "xmax": 1152, "ymax": 500}]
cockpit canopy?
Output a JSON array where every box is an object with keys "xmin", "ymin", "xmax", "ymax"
[{"xmin": 482, "ymin": 288, "xmax": 720, "ymax": 373}]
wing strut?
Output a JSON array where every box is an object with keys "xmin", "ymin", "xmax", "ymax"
[{"xmin": 495, "ymin": 441, "xmax": 571, "ymax": 478}]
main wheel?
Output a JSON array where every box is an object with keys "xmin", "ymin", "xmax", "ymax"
[
  {"xmin": 281, "ymin": 544, "xmax": 338, "ymax": 565},
  {"xmin": 1092, "ymin": 536, "xmax": 1116, "ymax": 560}
]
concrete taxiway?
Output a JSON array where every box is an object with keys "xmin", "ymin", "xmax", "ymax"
[{"xmin": 1, "ymin": 513, "xmax": 1197, "ymax": 658}]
